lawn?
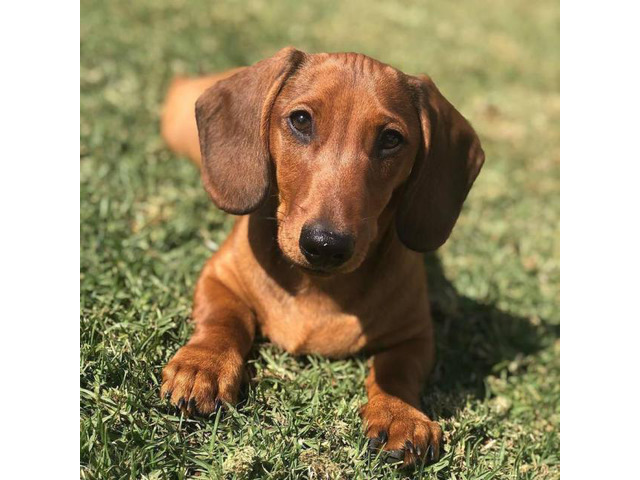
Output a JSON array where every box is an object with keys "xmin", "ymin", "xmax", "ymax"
[{"xmin": 80, "ymin": 0, "xmax": 559, "ymax": 478}]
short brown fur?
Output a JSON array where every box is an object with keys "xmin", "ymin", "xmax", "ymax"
[{"xmin": 160, "ymin": 47, "xmax": 484, "ymax": 466}]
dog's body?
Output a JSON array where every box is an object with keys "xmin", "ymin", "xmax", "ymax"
[{"xmin": 160, "ymin": 48, "xmax": 484, "ymax": 465}]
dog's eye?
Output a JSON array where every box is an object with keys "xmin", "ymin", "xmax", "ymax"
[
  {"xmin": 289, "ymin": 110, "xmax": 312, "ymax": 136},
  {"xmin": 380, "ymin": 129, "xmax": 403, "ymax": 151}
]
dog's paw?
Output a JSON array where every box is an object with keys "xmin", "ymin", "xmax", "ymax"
[
  {"xmin": 362, "ymin": 395, "xmax": 443, "ymax": 466},
  {"xmin": 160, "ymin": 344, "xmax": 244, "ymax": 416}
]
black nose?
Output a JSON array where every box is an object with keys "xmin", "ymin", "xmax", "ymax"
[{"xmin": 299, "ymin": 223, "xmax": 355, "ymax": 269}]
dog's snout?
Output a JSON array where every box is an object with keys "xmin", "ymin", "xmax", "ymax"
[{"xmin": 299, "ymin": 223, "xmax": 355, "ymax": 269}]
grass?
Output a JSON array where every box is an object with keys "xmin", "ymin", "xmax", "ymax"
[{"xmin": 80, "ymin": 0, "xmax": 559, "ymax": 478}]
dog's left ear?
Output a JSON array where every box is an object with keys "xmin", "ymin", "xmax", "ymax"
[{"xmin": 396, "ymin": 75, "xmax": 485, "ymax": 252}]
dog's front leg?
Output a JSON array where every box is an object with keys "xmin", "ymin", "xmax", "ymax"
[
  {"xmin": 160, "ymin": 263, "xmax": 255, "ymax": 415},
  {"xmin": 362, "ymin": 336, "xmax": 443, "ymax": 465}
]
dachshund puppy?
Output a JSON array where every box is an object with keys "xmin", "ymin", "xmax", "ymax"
[{"xmin": 160, "ymin": 47, "xmax": 484, "ymax": 465}]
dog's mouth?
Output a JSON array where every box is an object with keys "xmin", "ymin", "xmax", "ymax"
[
  {"xmin": 282, "ymin": 254, "xmax": 346, "ymax": 277},
  {"xmin": 292, "ymin": 254, "xmax": 367, "ymax": 277},
  {"xmin": 297, "ymin": 264, "xmax": 336, "ymax": 277}
]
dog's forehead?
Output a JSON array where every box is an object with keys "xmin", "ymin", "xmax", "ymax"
[
  {"xmin": 281, "ymin": 52, "xmax": 413, "ymax": 111},
  {"xmin": 309, "ymin": 52, "xmax": 403, "ymax": 80}
]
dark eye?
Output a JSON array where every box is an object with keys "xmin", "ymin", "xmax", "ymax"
[
  {"xmin": 289, "ymin": 110, "xmax": 312, "ymax": 136},
  {"xmin": 380, "ymin": 129, "xmax": 403, "ymax": 151}
]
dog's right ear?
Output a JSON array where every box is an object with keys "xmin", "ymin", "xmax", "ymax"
[{"xmin": 195, "ymin": 47, "xmax": 306, "ymax": 214}]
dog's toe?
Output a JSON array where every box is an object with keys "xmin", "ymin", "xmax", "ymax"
[
  {"xmin": 363, "ymin": 397, "xmax": 443, "ymax": 466},
  {"xmin": 160, "ymin": 345, "xmax": 244, "ymax": 417}
]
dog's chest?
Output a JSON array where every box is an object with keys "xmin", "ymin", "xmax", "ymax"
[{"xmin": 257, "ymin": 294, "xmax": 368, "ymax": 357}]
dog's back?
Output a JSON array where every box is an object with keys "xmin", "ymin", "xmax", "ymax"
[{"xmin": 160, "ymin": 68, "xmax": 244, "ymax": 166}]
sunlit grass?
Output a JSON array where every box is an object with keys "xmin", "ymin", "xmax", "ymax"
[{"xmin": 81, "ymin": 0, "xmax": 559, "ymax": 478}]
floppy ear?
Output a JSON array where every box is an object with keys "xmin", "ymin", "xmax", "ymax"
[
  {"xmin": 396, "ymin": 75, "xmax": 485, "ymax": 252},
  {"xmin": 195, "ymin": 47, "xmax": 306, "ymax": 214}
]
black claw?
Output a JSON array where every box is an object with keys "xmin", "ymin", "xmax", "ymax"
[
  {"xmin": 188, "ymin": 398, "xmax": 196, "ymax": 412},
  {"xmin": 177, "ymin": 398, "xmax": 185, "ymax": 409},
  {"xmin": 214, "ymin": 398, "xmax": 222, "ymax": 412},
  {"xmin": 164, "ymin": 391, "xmax": 171, "ymax": 400},
  {"xmin": 405, "ymin": 440, "xmax": 415, "ymax": 454},
  {"xmin": 384, "ymin": 449, "xmax": 405, "ymax": 464},
  {"xmin": 368, "ymin": 430, "xmax": 389, "ymax": 453},
  {"xmin": 368, "ymin": 437, "xmax": 382, "ymax": 451},
  {"xmin": 427, "ymin": 444, "xmax": 434, "ymax": 462}
]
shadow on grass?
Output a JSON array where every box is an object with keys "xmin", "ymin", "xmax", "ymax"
[{"xmin": 421, "ymin": 253, "xmax": 559, "ymax": 420}]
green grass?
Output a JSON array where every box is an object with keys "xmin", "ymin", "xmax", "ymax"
[{"xmin": 80, "ymin": 0, "xmax": 559, "ymax": 478}]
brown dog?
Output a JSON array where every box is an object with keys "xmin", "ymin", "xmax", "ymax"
[{"xmin": 160, "ymin": 47, "xmax": 484, "ymax": 466}]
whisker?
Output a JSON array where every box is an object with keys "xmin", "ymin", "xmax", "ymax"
[{"xmin": 290, "ymin": 201, "xmax": 307, "ymax": 213}]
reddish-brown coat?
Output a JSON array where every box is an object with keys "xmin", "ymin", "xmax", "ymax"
[{"xmin": 160, "ymin": 48, "xmax": 484, "ymax": 465}]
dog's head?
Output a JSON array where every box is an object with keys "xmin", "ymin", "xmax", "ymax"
[{"xmin": 196, "ymin": 47, "xmax": 484, "ymax": 274}]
